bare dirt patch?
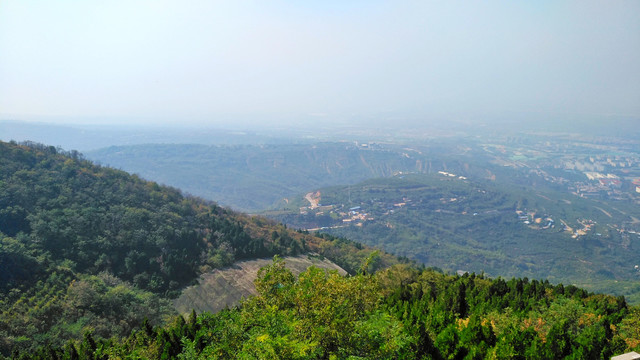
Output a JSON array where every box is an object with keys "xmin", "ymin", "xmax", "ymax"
[
  {"xmin": 305, "ymin": 191, "xmax": 321, "ymax": 209},
  {"xmin": 173, "ymin": 254, "xmax": 346, "ymax": 315}
]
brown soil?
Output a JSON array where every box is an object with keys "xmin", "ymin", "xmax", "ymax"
[{"xmin": 173, "ymin": 254, "xmax": 346, "ymax": 316}]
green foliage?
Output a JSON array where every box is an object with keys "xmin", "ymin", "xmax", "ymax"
[
  {"xmin": 0, "ymin": 141, "xmax": 311, "ymax": 355},
  {"xmin": 12, "ymin": 259, "xmax": 640, "ymax": 359},
  {"xmin": 3, "ymin": 141, "xmax": 640, "ymax": 358},
  {"xmin": 0, "ymin": 140, "xmax": 401, "ymax": 355},
  {"xmin": 275, "ymin": 172, "xmax": 640, "ymax": 302},
  {"xmin": 0, "ymin": 271, "xmax": 175, "ymax": 356}
]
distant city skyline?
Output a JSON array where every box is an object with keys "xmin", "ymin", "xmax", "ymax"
[{"xmin": 1, "ymin": 1, "xmax": 639, "ymax": 127}]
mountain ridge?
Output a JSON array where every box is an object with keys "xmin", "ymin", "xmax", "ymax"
[{"xmin": 0, "ymin": 140, "xmax": 397, "ymax": 355}]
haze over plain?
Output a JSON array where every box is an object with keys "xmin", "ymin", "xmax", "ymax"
[{"xmin": 1, "ymin": 1, "xmax": 639, "ymax": 128}]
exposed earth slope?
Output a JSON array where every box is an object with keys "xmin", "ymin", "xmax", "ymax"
[{"xmin": 174, "ymin": 254, "xmax": 347, "ymax": 315}]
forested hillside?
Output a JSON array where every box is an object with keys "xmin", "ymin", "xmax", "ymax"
[
  {"xmin": 11, "ymin": 258, "xmax": 640, "ymax": 359},
  {"xmin": 0, "ymin": 141, "xmax": 397, "ymax": 355},
  {"xmin": 271, "ymin": 173, "xmax": 640, "ymax": 303},
  {"xmin": 2, "ymin": 140, "xmax": 639, "ymax": 359}
]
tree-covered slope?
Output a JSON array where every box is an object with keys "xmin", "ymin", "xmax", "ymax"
[
  {"xmin": 3, "ymin": 140, "xmax": 639, "ymax": 359},
  {"xmin": 271, "ymin": 172, "xmax": 640, "ymax": 303},
  {"xmin": 11, "ymin": 258, "xmax": 640, "ymax": 359},
  {"xmin": 0, "ymin": 141, "xmax": 287, "ymax": 296},
  {"xmin": 0, "ymin": 141, "xmax": 398, "ymax": 355}
]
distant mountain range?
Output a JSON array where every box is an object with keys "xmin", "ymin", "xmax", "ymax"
[{"xmin": 86, "ymin": 142, "xmax": 470, "ymax": 212}]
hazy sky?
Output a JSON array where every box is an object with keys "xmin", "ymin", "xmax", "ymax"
[{"xmin": 1, "ymin": 1, "xmax": 639, "ymax": 127}]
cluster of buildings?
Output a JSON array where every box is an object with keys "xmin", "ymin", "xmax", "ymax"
[
  {"xmin": 299, "ymin": 192, "xmax": 415, "ymax": 230},
  {"xmin": 573, "ymin": 171, "xmax": 637, "ymax": 201},
  {"xmin": 570, "ymin": 219, "xmax": 597, "ymax": 239},
  {"xmin": 565, "ymin": 154, "xmax": 638, "ymax": 171},
  {"xmin": 516, "ymin": 208, "xmax": 600, "ymax": 239},
  {"xmin": 584, "ymin": 172, "xmax": 622, "ymax": 186},
  {"xmin": 341, "ymin": 206, "xmax": 373, "ymax": 226},
  {"xmin": 634, "ymin": 178, "xmax": 640, "ymax": 193},
  {"xmin": 515, "ymin": 210, "xmax": 555, "ymax": 229},
  {"xmin": 514, "ymin": 209, "xmax": 601, "ymax": 239},
  {"xmin": 438, "ymin": 171, "xmax": 467, "ymax": 180}
]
